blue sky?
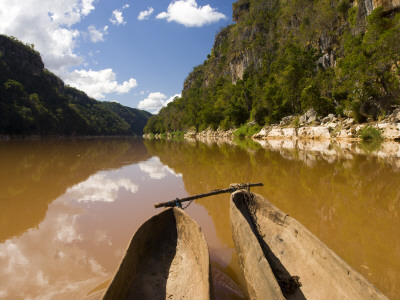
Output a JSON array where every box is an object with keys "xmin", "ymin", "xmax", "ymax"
[{"xmin": 0, "ymin": 0, "xmax": 236, "ymax": 113}]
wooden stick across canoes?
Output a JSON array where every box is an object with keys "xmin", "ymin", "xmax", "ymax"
[{"xmin": 154, "ymin": 183, "xmax": 263, "ymax": 208}]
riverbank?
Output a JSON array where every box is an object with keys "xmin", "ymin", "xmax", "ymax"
[{"xmin": 145, "ymin": 108, "xmax": 400, "ymax": 142}]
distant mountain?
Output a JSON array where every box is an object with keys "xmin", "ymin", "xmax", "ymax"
[
  {"xmin": 101, "ymin": 101, "xmax": 152, "ymax": 136},
  {"xmin": 0, "ymin": 34, "xmax": 151, "ymax": 136},
  {"xmin": 145, "ymin": 0, "xmax": 400, "ymax": 133}
]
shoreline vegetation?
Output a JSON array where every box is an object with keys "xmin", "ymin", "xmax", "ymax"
[
  {"xmin": 144, "ymin": 107, "xmax": 400, "ymax": 142},
  {"xmin": 143, "ymin": 108, "xmax": 400, "ymax": 165},
  {"xmin": 143, "ymin": 4, "xmax": 400, "ymax": 138}
]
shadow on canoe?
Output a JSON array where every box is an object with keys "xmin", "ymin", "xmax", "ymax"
[
  {"xmin": 230, "ymin": 190, "xmax": 388, "ymax": 300},
  {"xmin": 102, "ymin": 207, "xmax": 214, "ymax": 300}
]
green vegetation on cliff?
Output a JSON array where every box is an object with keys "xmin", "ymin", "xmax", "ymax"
[
  {"xmin": 0, "ymin": 35, "xmax": 152, "ymax": 136},
  {"xmin": 144, "ymin": 0, "xmax": 400, "ymax": 133}
]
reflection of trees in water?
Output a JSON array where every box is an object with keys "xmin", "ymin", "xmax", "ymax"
[
  {"xmin": 144, "ymin": 138, "xmax": 400, "ymax": 299},
  {"xmin": 0, "ymin": 138, "xmax": 150, "ymax": 242}
]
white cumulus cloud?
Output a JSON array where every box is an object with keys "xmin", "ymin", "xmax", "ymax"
[
  {"xmin": 64, "ymin": 69, "xmax": 137, "ymax": 99},
  {"xmin": 0, "ymin": 0, "xmax": 96, "ymax": 74},
  {"xmin": 110, "ymin": 4, "xmax": 129, "ymax": 26},
  {"xmin": 87, "ymin": 25, "xmax": 108, "ymax": 43},
  {"xmin": 138, "ymin": 92, "xmax": 180, "ymax": 113},
  {"xmin": 138, "ymin": 7, "xmax": 154, "ymax": 21},
  {"xmin": 156, "ymin": 0, "xmax": 226, "ymax": 27}
]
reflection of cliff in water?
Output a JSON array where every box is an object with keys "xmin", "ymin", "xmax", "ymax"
[
  {"xmin": 256, "ymin": 138, "xmax": 400, "ymax": 169},
  {"xmin": 0, "ymin": 138, "xmax": 150, "ymax": 242},
  {"xmin": 144, "ymin": 138, "xmax": 400, "ymax": 299}
]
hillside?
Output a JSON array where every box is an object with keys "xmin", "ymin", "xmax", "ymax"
[
  {"xmin": 0, "ymin": 34, "xmax": 152, "ymax": 136},
  {"xmin": 144, "ymin": 0, "xmax": 400, "ymax": 133}
]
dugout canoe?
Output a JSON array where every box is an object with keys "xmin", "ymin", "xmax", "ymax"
[
  {"xmin": 230, "ymin": 189, "xmax": 388, "ymax": 300},
  {"xmin": 103, "ymin": 207, "xmax": 214, "ymax": 300}
]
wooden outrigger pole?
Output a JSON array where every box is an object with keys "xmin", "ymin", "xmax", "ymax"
[{"xmin": 154, "ymin": 182, "xmax": 263, "ymax": 208}]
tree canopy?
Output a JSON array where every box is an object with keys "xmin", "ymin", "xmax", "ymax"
[
  {"xmin": 144, "ymin": 0, "xmax": 400, "ymax": 133},
  {"xmin": 0, "ymin": 34, "xmax": 152, "ymax": 136}
]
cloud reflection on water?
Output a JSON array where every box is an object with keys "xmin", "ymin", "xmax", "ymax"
[
  {"xmin": 139, "ymin": 156, "xmax": 182, "ymax": 179},
  {"xmin": 0, "ymin": 153, "xmax": 192, "ymax": 299},
  {"xmin": 0, "ymin": 169, "xmax": 139, "ymax": 298},
  {"xmin": 0, "ymin": 201, "xmax": 106, "ymax": 299},
  {"xmin": 66, "ymin": 173, "xmax": 139, "ymax": 203}
]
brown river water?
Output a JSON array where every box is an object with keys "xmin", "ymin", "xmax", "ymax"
[{"xmin": 0, "ymin": 137, "xmax": 399, "ymax": 299}]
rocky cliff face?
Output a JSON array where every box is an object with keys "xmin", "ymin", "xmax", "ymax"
[
  {"xmin": 184, "ymin": 0, "xmax": 400, "ymax": 93},
  {"xmin": 0, "ymin": 35, "xmax": 44, "ymax": 76},
  {"xmin": 145, "ymin": 0, "xmax": 400, "ymax": 134},
  {"xmin": 232, "ymin": 0, "xmax": 250, "ymax": 22},
  {"xmin": 183, "ymin": 2, "xmax": 265, "ymax": 93},
  {"xmin": 370, "ymin": 0, "xmax": 400, "ymax": 13}
]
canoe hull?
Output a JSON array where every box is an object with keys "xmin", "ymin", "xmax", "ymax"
[
  {"xmin": 230, "ymin": 190, "xmax": 388, "ymax": 300},
  {"xmin": 103, "ymin": 207, "xmax": 214, "ymax": 300},
  {"xmin": 230, "ymin": 190, "xmax": 285, "ymax": 300}
]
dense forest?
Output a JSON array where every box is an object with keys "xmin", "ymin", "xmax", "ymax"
[
  {"xmin": 144, "ymin": 0, "xmax": 400, "ymax": 133},
  {"xmin": 0, "ymin": 34, "xmax": 152, "ymax": 136}
]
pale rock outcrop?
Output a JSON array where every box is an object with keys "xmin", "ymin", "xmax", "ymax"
[
  {"xmin": 362, "ymin": 0, "xmax": 400, "ymax": 15},
  {"xmin": 337, "ymin": 129, "xmax": 354, "ymax": 139},
  {"xmin": 196, "ymin": 128, "xmax": 235, "ymax": 139},
  {"xmin": 393, "ymin": 108, "xmax": 400, "ymax": 122},
  {"xmin": 252, "ymin": 120, "xmax": 400, "ymax": 142},
  {"xmin": 355, "ymin": 125, "xmax": 366, "ymax": 132},
  {"xmin": 344, "ymin": 118, "xmax": 355, "ymax": 125},
  {"xmin": 326, "ymin": 122, "xmax": 338, "ymax": 129},
  {"xmin": 373, "ymin": 0, "xmax": 400, "ymax": 12},
  {"xmin": 298, "ymin": 109, "xmax": 318, "ymax": 125},
  {"xmin": 317, "ymin": 52, "xmax": 336, "ymax": 69},
  {"xmin": 184, "ymin": 130, "xmax": 197, "ymax": 138},
  {"xmin": 307, "ymin": 115, "xmax": 317, "ymax": 124},
  {"xmin": 252, "ymin": 127, "xmax": 270, "ymax": 139},
  {"xmin": 297, "ymin": 127, "xmax": 331, "ymax": 140},
  {"xmin": 266, "ymin": 127, "xmax": 286, "ymax": 139},
  {"xmin": 266, "ymin": 127, "xmax": 298, "ymax": 139},
  {"xmin": 282, "ymin": 128, "xmax": 297, "ymax": 138},
  {"xmin": 377, "ymin": 123, "xmax": 400, "ymax": 140},
  {"xmin": 322, "ymin": 116, "xmax": 331, "ymax": 123},
  {"xmin": 306, "ymin": 108, "xmax": 317, "ymax": 119},
  {"xmin": 281, "ymin": 115, "xmax": 295, "ymax": 125}
]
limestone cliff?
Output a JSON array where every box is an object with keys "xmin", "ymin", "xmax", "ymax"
[
  {"xmin": 369, "ymin": 0, "xmax": 400, "ymax": 13},
  {"xmin": 145, "ymin": 0, "xmax": 400, "ymax": 134},
  {"xmin": 0, "ymin": 35, "xmax": 44, "ymax": 76},
  {"xmin": 184, "ymin": 0, "xmax": 400, "ymax": 92}
]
